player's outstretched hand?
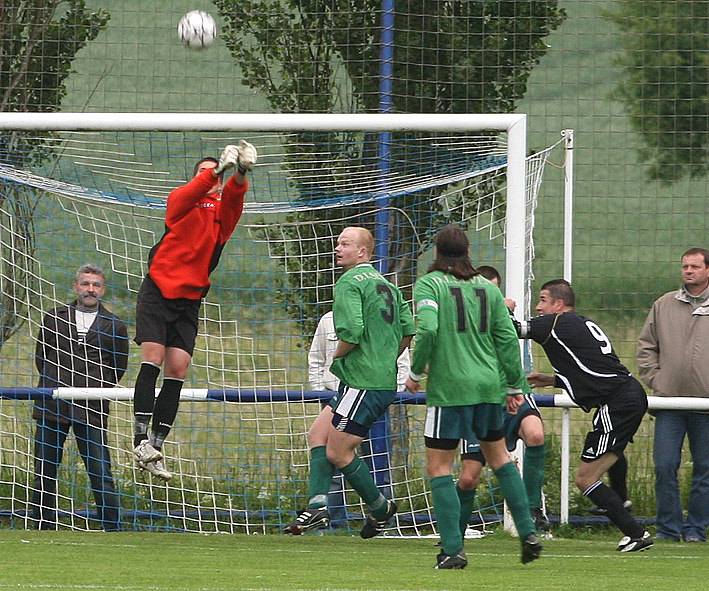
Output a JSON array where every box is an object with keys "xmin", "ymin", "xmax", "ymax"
[
  {"xmin": 527, "ymin": 372, "xmax": 554, "ymax": 388},
  {"xmin": 237, "ymin": 140, "xmax": 258, "ymax": 174},
  {"xmin": 215, "ymin": 144, "xmax": 240, "ymax": 175}
]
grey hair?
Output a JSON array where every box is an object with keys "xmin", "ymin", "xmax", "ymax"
[{"xmin": 75, "ymin": 263, "xmax": 105, "ymax": 282}]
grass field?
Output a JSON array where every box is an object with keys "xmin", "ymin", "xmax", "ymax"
[{"xmin": 2, "ymin": 529, "xmax": 709, "ymax": 591}]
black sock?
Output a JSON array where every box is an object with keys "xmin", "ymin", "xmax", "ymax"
[
  {"xmin": 583, "ymin": 481, "xmax": 643, "ymax": 538},
  {"xmin": 133, "ymin": 362, "xmax": 161, "ymax": 447},
  {"xmin": 151, "ymin": 377, "xmax": 184, "ymax": 449},
  {"xmin": 608, "ymin": 454, "xmax": 629, "ymax": 502}
]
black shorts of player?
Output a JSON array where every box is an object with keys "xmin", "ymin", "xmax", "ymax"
[
  {"xmin": 461, "ymin": 395, "xmax": 542, "ymax": 463},
  {"xmin": 580, "ymin": 377, "xmax": 647, "ymax": 463},
  {"xmin": 424, "ymin": 404, "xmax": 505, "ymax": 451},
  {"xmin": 134, "ymin": 274, "xmax": 201, "ymax": 356},
  {"xmin": 427, "ymin": 429, "xmax": 504, "ymax": 451}
]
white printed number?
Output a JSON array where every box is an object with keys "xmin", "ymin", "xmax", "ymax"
[{"xmin": 585, "ymin": 321, "xmax": 612, "ymax": 354}]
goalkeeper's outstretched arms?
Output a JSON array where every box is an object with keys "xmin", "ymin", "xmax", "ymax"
[
  {"xmin": 217, "ymin": 140, "xmax": 258, "ymax": 239},
  {"xmin": 215, "ymin": 140, "xmax": 258, "ymax": 183}
]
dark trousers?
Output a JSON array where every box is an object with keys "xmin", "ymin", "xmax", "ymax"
[{"xmin": 31, "ymin": 418, "xmax": 120, "ymax": 531}]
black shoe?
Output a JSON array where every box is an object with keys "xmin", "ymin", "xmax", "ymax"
[
  {"xmin": 532, "ymin": 507, "xmax": 551, "ymax": 532},
  {"xmin": 521, "ymin": 533, "xmax": 543, "ymax": 564},
  {"xmin": 617, "ymin": 530, "xmax": 653, "ymax": 553},
  {"xmin": 435, "ymin": 551, "xmax": 468, "ymax": 570},
  {"xmin": 283, "ymin": 507, "xmax": 330, "ymax": 535},
  {"xmin": 360, "ymin": 500, "xmax": 397, "ymax": 539}
]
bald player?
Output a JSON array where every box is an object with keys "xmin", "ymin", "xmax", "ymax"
[{"xmin": 284, "ymin": 227, "xmax": 415, "ymax": 538}]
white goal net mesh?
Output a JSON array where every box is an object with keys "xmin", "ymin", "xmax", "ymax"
[{"xmin": 0, "ymin": 122, "xmax": 562, "ymax": 534}]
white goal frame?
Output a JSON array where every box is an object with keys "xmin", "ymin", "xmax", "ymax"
[
  {"xmin": 1, "ymin": 111, "xmax": 530, "ymax": 534},
  {"xmin": 0, "ymin": 112, "xmax": 529, "ymax": 316}
]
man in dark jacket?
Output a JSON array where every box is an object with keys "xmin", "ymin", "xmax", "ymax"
[{"xmin": 31, "ymin": 264, "xmax": 129, "ymax": 531}]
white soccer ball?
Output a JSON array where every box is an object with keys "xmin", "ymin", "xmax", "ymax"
[{"xmin": 177, "ymin": 10, "xmax": 217, "ymax": 50}]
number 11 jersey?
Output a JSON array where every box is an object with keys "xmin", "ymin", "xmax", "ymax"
[{"xmin": 411, "ymin": 271, "xmax": 529, "ymax": 407}]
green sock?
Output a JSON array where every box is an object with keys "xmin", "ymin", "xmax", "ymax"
[
  {"xmin": 523, "ymin": 444, "xmax": 546, "ymax": 510},
  {"xmin": 494, "ymin": 462, "xmax": 534, "ymax": 538},
  {"xmin": 306, "ymin": 446, "xmax": 335, "ymax": 509},
  {"xmin": 431, "ymin": 475, "xmax": 463, "ymax": 556},
  {"xmin": 340, "ymin": 456, "xmax": 387, "ymax": 517},
  {"xmin": 456, "ymin": 485, "xmax": 477, "ymax": 538}
]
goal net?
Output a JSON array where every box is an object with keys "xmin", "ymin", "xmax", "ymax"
[{"xmin": 0, "ymin": 113, "xmax": 561, "ymax": 534}]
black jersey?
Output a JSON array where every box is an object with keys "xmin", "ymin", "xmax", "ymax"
[{"xmin": 523, "ymin": 312, "xmax": 633, "ymax": 411}]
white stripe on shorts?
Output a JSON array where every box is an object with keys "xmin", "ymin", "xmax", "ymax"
[
  {"xmin": 424, "ymin": 406, "xmax": 442, "ymax": 439},
  {"xmin": 335, "ymin": 386, "xmax": 364, "ymax": 418}
]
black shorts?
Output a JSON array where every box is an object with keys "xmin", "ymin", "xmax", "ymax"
[
  {"xmin": 580, "ymin": 378, "xmax": 647, "ymax": 463},
  {"xmin": 134, "ymin": 275, "xmax": 201, "ymax": 356}
]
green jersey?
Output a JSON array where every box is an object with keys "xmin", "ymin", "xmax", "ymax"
[
  {"xmin": 411, "ymin": 271, "xmax": 529, "ymax": 406},
  {"xmin": 331, "ymin": 263, "xmax": 415, "ymax": 390}
]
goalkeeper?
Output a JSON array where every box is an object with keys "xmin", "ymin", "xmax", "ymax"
[{"xmin": 131, "ymin": 141, "xmax": 257, "ymax": 481}]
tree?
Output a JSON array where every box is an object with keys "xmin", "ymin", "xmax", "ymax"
[
  {"xmin": 0, "ymin": 1, "xmax": 110, "ymax": 350},
  {"xmin": 215, "ymin": 0, "xmax": 566, "ymax": 334},
  {"xmin": 607, "ymin": 0, "xmax": 708, "ymax": 183}
]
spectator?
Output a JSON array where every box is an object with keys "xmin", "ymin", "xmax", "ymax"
[
  {"xmin": 31, "ymin": 264, "xmax": 128, "ymax": 531},
  {"xmin": 637, "ymin": 247, "xmax": 709, "ymax": 543}
]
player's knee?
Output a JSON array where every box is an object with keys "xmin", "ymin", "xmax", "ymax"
[
  {"xmin": 574, "ymin": 471, "xmax": 594, "ymax": 492},
  {"xmin": 141, "ymin": 352, "xmax": 164, "ymax": 367},
  {"xmin": 457, "ymin": 472, "xmax": 480, "ymax": 490},
  {"xmin": 520, "ymin": 416, "xmax": 545, "ymax": 447},
  {"xmin": 307, "ymin": 423, "xmax": 328, "ymax": 448},
  {"xmin": 325, "ymin": 446, "xmax": 351, "ymax": 469},
  {"xmin": 524, "ymin": 429, "xmax": 545, "ymax": 447}
]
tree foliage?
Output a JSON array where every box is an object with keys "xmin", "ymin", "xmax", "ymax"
[
  {"xmin": 608, "ymin": 0, "xmax": 709, "ymax": 183},
  {"xmin": 0, "ymin": 0, "xmax": 110, "ymax": 348},
  {"xmin": 214, "ymin": 0, "xmax": 565, "ymax": 334}
]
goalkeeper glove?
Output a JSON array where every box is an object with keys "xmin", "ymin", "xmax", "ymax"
[
  {"xmin": 214, "ymin": 144, "xmax": 240, "ymax": 176},
  {"xmin": 237, "ymin": 140, "xmax": 258, "ymax": 175}
]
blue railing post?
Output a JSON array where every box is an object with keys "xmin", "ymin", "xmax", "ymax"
[{"xmin": 368, "ymin": 0, "xmax": 396, "ymax": 496}]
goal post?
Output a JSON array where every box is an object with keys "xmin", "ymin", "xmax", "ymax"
[
  {"xmin": 0, "ymin": 110, "xmax": 530, "ymax": 321},
  {"xmin": 0, "ymin": 112, "xmax": 550, "ymax": 535}
]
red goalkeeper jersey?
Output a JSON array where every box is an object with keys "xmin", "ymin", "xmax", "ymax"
[{"xmin": 147, "ymin": 169, "xmax": 247, "ymax": 300}]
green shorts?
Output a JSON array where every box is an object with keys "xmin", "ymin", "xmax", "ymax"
[
  {"xmin": 424, "ymin": 403, "xmax": 505, "ymax": 450},
  {"xmin": 328, "ymin": 382, "xmax": 396, "ymax": 437}
]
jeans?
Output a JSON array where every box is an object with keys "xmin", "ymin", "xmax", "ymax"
[
  {"xmin": 653, "ymin": 410, "xmax": 709, "ymax": 541},
  {"xmin": 31, "ymin": 418, "xmax": 121, "ymax": 531}
]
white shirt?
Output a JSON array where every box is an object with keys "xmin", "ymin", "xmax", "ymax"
[
  {"xmin": 308, "ymin": 311, "xmax": 411, "ymax": 392},
  {"xmin": 75, "ymin": 309, "xmax": 98, "ymax": 336}
]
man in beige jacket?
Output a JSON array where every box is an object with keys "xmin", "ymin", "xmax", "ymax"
[{"xmin": 637, "ymin": 247, "xmax": 709, "ymax": 543}]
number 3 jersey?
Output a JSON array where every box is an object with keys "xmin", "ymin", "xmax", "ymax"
[
  {"xmin": 411, "ymin": 271, "xmax": 529, "ymax": 407},
  {"xmin": 331, "ymin": 263, "xmax": 415, "ymax": 391},
  {"xmin": 521, "ymin": 312, "xmax": 634, "ymax": 411}
]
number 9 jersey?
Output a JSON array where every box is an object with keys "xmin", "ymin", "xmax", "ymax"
[
  {"xmin": 521, "ymin": 312, "xmax": 634, "ymax": 411},
  {"xmin": 411, "ymin": 271, "xmax": 530, "ymax": 407},
  {"xmin": 331, "ymin": 262, "xmax": 415, "ymax": 391}
]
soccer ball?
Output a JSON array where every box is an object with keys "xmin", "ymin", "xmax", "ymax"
[{"xmin": 177, "ymin": 10, "xmax": 217, "ymax": 50}]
